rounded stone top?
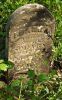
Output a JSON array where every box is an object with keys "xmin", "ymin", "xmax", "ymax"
[{"xmin": 6, "ymin": 3, "xmax": 55, "ymax": 35}]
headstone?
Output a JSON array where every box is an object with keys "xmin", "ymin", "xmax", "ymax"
[{"xmin": 6, "ymin": 4, "xmax": 55, "ymax": 79}]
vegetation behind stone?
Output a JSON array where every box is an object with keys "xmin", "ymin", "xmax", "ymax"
[{"xmin": 0, "ymin": 0, "xmax": 62, "ymax": 100}]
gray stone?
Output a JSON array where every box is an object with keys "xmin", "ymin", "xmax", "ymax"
[{"xmin": 6, "ymin": 4, "xmax": 55, "ymax": 79}]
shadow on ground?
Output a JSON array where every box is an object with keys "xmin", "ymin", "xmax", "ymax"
[{"xmin": 0, "ymin": 36, "xmax": 6, "ymax": 59}]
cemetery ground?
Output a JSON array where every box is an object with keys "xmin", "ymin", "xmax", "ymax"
[{"xmin": 0, "ymin": 0, "xmax": 62, "ymax": 100}]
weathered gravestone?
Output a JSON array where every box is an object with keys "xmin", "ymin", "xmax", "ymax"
[{"xmin": 6, "ymin": 4, "xmax": 55, "ymax": 79}]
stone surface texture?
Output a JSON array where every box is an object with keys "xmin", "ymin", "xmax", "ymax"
[{"xmin": 6, "ymin": 4, "xmax": 55, "ymax": 78}]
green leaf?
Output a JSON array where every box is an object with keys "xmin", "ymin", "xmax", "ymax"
[
  {"xmin": 0, "ymin": 60, "xmax": 14, "ymax": 71},
  {"xmin": 38, "ymin": 73, "xmax": 49, "ymax": 82},
  {"xmin": 6, "ymin": 96, "xmax": 14, "ymax": 100},
  {"xmin": 5, "ymin": 61, "xmax": 14, "ymax": 69},
  {"xmin": 0, "ymin": 60, "xmax": 4, "ymax": 64},
  {"xmin": 49, "ymin": 70, "xmax": 57, "ymax": 76},
  {"xmin": 56, "ymin": 0, "xmax": 59, "ymax": 4},
  {"xmin": 27, "ymin": 80, "xmax": 33, "ymax": 86},
  {"xmin": 0, "ymin": 81, "xmax": 6, "ymax": 89},
  {"xmin": 0, "ymin": 32, "xmax": 6, "ymax": 37},
  {"xmin": 45, "ymin": 86, "xmax": 49, "ymax": 93},
  {"xmin": 0, "ymin": 63, "xmax": 8, "ymax": 71},
  {"xmin": 11, "ymin": 79, "xmax": 21, "ymax": 87},
  {"xmin": 27, "ymin": 70, "xmax": 35, "ymax": 79}
]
